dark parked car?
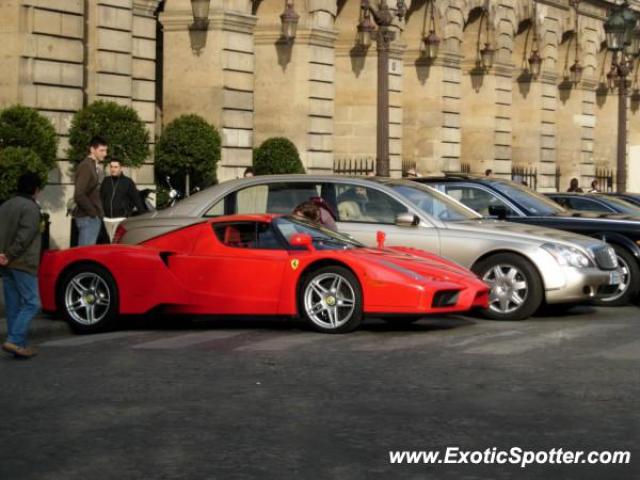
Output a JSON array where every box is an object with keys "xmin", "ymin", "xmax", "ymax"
[
  {"xmin": 416, "ymin": 174, "xmax": 640, "ymax": 306},
  {"xmin": 602, "ymin": 192, "xmax": 640, "ymax": 208},
  {"xmin": 545, "ymin": 192, "xmax": 640, "ymax": 216}
]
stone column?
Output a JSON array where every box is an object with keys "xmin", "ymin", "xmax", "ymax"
[{"xmin": 160, "ymin": 0, "xmax": 256, "ymax": 181}]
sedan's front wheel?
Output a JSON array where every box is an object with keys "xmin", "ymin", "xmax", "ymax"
[
  {"xmin": 299, "ymin": 266, "xmax": 363, "ymax": 333},
  {"xmin": 472, "ymin": 253, "xmax": 543, "ymax": 321}
]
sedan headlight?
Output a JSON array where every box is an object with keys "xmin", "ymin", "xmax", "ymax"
[{"xmin": 542, "ymin": 243, "xmax": 593, "ymax": 268}]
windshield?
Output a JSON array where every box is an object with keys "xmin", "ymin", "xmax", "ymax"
[
  {"xmin": 275, "ymin": 216, "xmax": 364, "ymax": 250},
  {"xmin": 489, "ymin": 180, "xmax": 566, "ymax": 215},
  {"xmin": 389, "ymin": 183, "xmax": 481, "ymax": 221}
]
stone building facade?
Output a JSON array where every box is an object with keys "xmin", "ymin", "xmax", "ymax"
[{"xmin": 1, "ymin": 0, "xmax": 639, "ymax": 247}]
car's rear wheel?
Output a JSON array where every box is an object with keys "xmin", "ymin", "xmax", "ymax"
[
  {"xmin": 58, "ymin": 264, "xmax": 119, "ymax": 334},
  {"xmin": 594, "ymin": 245, "xmax": 639, "ymax": 307},
  {"xmin": 299, "ymin": 266, "xmax": 363, "ymax": 333},
  {"xmin": 472, "ymin": 253, "xmax": 543, "ymax": 321}
]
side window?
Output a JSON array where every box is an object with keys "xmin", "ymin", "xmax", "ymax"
[
  {"xmin": 335, "ymin": 184, "xmax": 408, "ymax": 224},
  {"xmin": 549, "ymin": 196, "xmax": 570, "ymax": 209},
  {"xmin": 212, "ymin": 222, "xmax": 283, "ymax": 249},
  {"xmin": 230, "ymin": 183, "xmax": 325, "ymax": 215},
  {"xmin": 236, "ymin": 185, "xmax": 268, "ymax": 214},
  {"xmin": 204, "ymin": 199, "xmax": 225, "ymax": 217},
  {"xmin": 568, "ymin": 197, "xmax": 612, "ymax": 213},
  {"xmin": 445, "ymin": 185, "xmax": 516, "ymax": 217}
]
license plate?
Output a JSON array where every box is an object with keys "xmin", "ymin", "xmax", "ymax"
[{"xmin": 609, "ymin": 271, "xmax": 622, "ymax": 285}]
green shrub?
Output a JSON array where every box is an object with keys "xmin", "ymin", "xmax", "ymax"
[
  {"xmin": 254, "ymin": 137, "xmax": 304, "ymax": 175},
  {"xmin": 0, "ymin": 147, "xmax": 49, "ymax": 203},
  {"xmin": 155, "ymin": 114, "xmax": 221, "ymax": 193},
  {"xmin": 67, "ymin": 100, "xmax": 149, "ymax": 166},
  {"xmin": 0, "ymin": 105, "xmax": 58, "ymax": 170}
]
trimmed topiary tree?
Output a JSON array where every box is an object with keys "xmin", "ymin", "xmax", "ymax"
[
  {"xmin": 67, "ymin": 100, "xmax": 149, "ymax": 166},
  {"xmin": 0, "ymin": 105, "xmax": 58, "ymax": 171},
  {"xmin": 254, "ymin": 137, "xmax": 304, "ymax": 175},
  {"xmin": 0, "ymin": 147, "xmax": 49, "ymax": 203},
  {"xmin": 155, "ymin": 114, "xmax": 221, "ymax": 196}
]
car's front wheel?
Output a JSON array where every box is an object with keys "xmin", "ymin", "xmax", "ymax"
[
  {"xmin": 58, "ymin": 264, "xmax": 119, "ymax": 334},
  {"xmin": 472, "ymin": 253, "xmax": 543, "ymax": 321},
  {"xmin": 299, "ymin": 266, "xmax": 363, "ymax": 333},
  {"xmin": 594, "ymin": 245, "xmax": 640, "ymax": 307}
]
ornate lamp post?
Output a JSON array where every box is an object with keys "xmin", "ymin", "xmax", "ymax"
[
  {"xmin": 421, "ymin": 0, "xmax": 440, "ymax": 60},
  {"xmin": 280, "ymin": 0, "xmax": 300, "ymax": 42},
  {"xmin": 190, "ymin": 0, "xmax": 211, "ymax": 30},
  {"xmin": 604, "ymin": 0, "xmax": 639, "ymax": 192},
  {"xmin": 527, "ymin": 1, "xmax": 542, "ymax": 79},
  {"xmin": 568, "ymin": 0, "xmax": 583, "ymax": 85},
  {"xmin": 356, "ymin": 0, "xmax": 407, "ymax": 177}
]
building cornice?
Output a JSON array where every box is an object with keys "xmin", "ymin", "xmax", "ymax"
[{"xmin": 160, "ymin": 10, "xmax": 257, "ymax": 33}]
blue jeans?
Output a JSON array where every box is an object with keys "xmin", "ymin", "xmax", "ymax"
[
  {"xmin": 2, "ymin": 268, "xmax": 40, "ymax": 347},
  {"xmin": 76, "ymin": 216, "xmax": 102, "ymax": 246}
]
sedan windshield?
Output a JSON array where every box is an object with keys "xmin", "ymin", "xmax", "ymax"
[
  {"xmin": 489, "ymin": 180, "xmax": 566, "ymax": 216},
  {"xmin": 389, "ymin": 183, "xmax": 481, "ymax": 221},
  {"xmin": 275, "ymin": 216, "xmax": 364, "ymax": 250}
]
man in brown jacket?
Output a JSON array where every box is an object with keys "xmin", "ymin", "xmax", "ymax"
[
  {"xmin": 74, "ymin": 136, "xmax": 107, "ymax": 245},
  {"xmin": 0, "ymin": 172, "xmax": 44, "ymax": 358}
]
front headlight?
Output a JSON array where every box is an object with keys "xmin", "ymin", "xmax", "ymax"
[{"xmin": 542, "ymin": 243, "xmax": 593, "ymax": 268}]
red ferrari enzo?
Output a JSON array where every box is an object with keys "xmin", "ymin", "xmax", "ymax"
[{"xmin": 39, "ymin": 215, "xmax": 488, "ymax": 334}]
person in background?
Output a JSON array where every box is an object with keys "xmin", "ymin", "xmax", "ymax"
[
  {"xmin": 293, "ymin": 201, "xmax": 321, "ymax": 224},
  {"xmin": 73, "ymin": 136, "xmax": 106, "ymax": 245},
  {"xmin": 485, "ymin": 169, "xmax": 493, "ymax": 177},
  {"xmin": 406, "ymin": 168, "xmax": 421, "ymax": 178},
  {"xmin": 588, "ymin": 180, "xmax": 600, "ymax": 193},
  {"xmin": 0, "ymin": 172, "xmax": 44, "ymax": 359},
  {"xmin": 310, "ymin": 197, "xmax": 338, "ymax": 232},
  {"xmin": 100, "ymin": 158, "xmax": 144, "ymax": 242},
  {"xmin": 567, "ymin": 178, "xmax": 584, "ymax": 193},
  {"xmin": 244, "ymin": 167, "xmax": 255, "ymax": 178}
]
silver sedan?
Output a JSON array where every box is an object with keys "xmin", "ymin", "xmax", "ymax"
[{"xmin": 117, "ymin": 175, "xmax": 621, "ymax": 321}]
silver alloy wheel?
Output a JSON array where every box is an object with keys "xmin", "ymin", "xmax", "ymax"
[
  {"xmin": 601, "ymin": 254, "xmax": 630, "ymax": 303},
  {"xmin": 64, "ymin": 272, "xmax": 111, "ymax": 325},
  {"xmin": 304, "ymin": 273, "xmax": 356, "ymax": 330},
  {"xmin": 482, "ymin": 264, "xmax": 529, "ymax": 314}
]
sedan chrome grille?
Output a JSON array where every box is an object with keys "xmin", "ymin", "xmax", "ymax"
[{"xmin": 592, "ymin": 245, "xmax": 618, "ymax": 270}]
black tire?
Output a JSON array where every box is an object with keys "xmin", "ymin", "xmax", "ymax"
[
  {"xmin": 472, "ymin": 253, "xmax": 544, "ymax": 321},
  {"xmin": 57, "ymin": 263, "xmax": 119, "ymax": 334},
  {"xmin": 594, "ymin": 245, "xmax": 640, "ymax": 307},
  {"xmin": 298, "ymin": 266, "xmax": 363, "ymax": 333}
]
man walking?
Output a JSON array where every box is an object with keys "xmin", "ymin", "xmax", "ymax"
[
  {"xmin": 100, "ymin": 158, "xmax": 144, "ymax": 242},
  {"xmin": 0, "ymin": 173, "xmax": 44, "ymax": 358},
  {"xmin": 74, "ymin": 136, "xmax": 106, "ymax": 245}
]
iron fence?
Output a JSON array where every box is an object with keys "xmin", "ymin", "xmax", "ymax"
[
  {"xmin": 333, "ymin": 157, "xmax": 375, "ymax": 176},
  {"xmin": 594, "ymin": 167, "xmax": 616, "ymax": 192},
  {"xmin": 401, "ymin": 159, "xmax": 417, "ymax": 176},
  {"xmin": 511, "ymin": 165, "xmax": 537, "ymax": 190}
]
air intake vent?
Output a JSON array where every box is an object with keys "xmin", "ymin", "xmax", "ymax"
[{"xmin": 432, "ymin": 290, "xmax": 460, "ymax": 308}]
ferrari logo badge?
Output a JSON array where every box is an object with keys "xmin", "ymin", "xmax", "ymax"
[{"xmin": 291, "ymin": 259, "xmax": 299, "ymax": 270}]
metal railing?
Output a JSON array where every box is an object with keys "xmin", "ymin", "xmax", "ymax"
[
  {"xmin": 511, "ymin": 165, "xmax": 538, "ymax": 190},
  {"xmin": 333, "ymin": 157, "xmax": 375, "ymax": 176},
  {"xmin": 594, "ymin": 167, "xmax": 616, "ymax": 192}
]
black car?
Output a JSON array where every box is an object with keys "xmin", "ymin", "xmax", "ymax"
[
  {"xmin": 603, "ymin": 192, "xmax": 640, "ymax": 208},
  {"xmin": 416, "ymin": 174, "xmax": 640, "ymax": 306},
  {"xmin": 545, "ymin": 192, "xmax": 640, "ymax": 216}
]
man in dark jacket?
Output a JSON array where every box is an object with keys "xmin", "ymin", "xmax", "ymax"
[
  {"xmin": 0, "ymin": 173, "xmax": 43, "ymax": 358},
  {"xmin": 73, "ymin": 136, "xmax": 106, "ymax": 245},
  {"xmin": 100, "ymin": 158, "xmax": 144, "ymax": 242}
]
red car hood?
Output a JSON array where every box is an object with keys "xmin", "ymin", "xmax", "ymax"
[{"xmin": 349, "ymin": 247, "xmax": 480, "ymax": 283}]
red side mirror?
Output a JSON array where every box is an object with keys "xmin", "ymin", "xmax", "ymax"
[
  {"xmin": 290, "ymin": 233, "xmax": 315, "ymax": 251},
  {"xmin": 376, "ymin": 231, "xmax": 386, "ymax": 249}
]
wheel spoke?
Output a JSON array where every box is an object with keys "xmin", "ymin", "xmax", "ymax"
[
  {"xmin": 70, "ymin": 279, "xmax": 86, "ymax": 295},
  {"xmin": 337, "ymin": 298, "xmax": 354, "ymax": 307},
  {"xmin": 327, "ymin": 307, "xmax": 338, "ymax": 327},
  {"xmin": 310, "ymin": 280, "xmax": 328, "ymax": 297},
  {"xmin": 90, "ymin": 275, "xmax": 99, "ymax": 290},
  {"xmin": 499, "ymin": 296, "xmax": 510, "ymax": 312},
  {"xmin": 493, "ymin": 266, "xmax": 505, "ymax": 281},
  {"xmin": 511, "ymin": 292, "xmax": 525, "ymax": 306},
  {"xmin": 87, "ymin": 304, "xmax": 95, "ymax": 324},
  {"xmin": 310, "ymin": 302, "xmax": 325, "ymax": 315},
  {"xmin": 96, "ymin": 297, "xmax": 110, "ymax": 307},
  {"xmin": 513, "ymin": 281, "xmax": 527, "ymax": 291}
]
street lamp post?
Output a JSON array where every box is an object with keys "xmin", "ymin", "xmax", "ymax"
[
  {"xmin": 357, "ymin": 0, "xmax": 407, "ymax": 177},
  {"xmin": 604, "ymin": 1, "xmax": 639, "ymax": 193}
]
